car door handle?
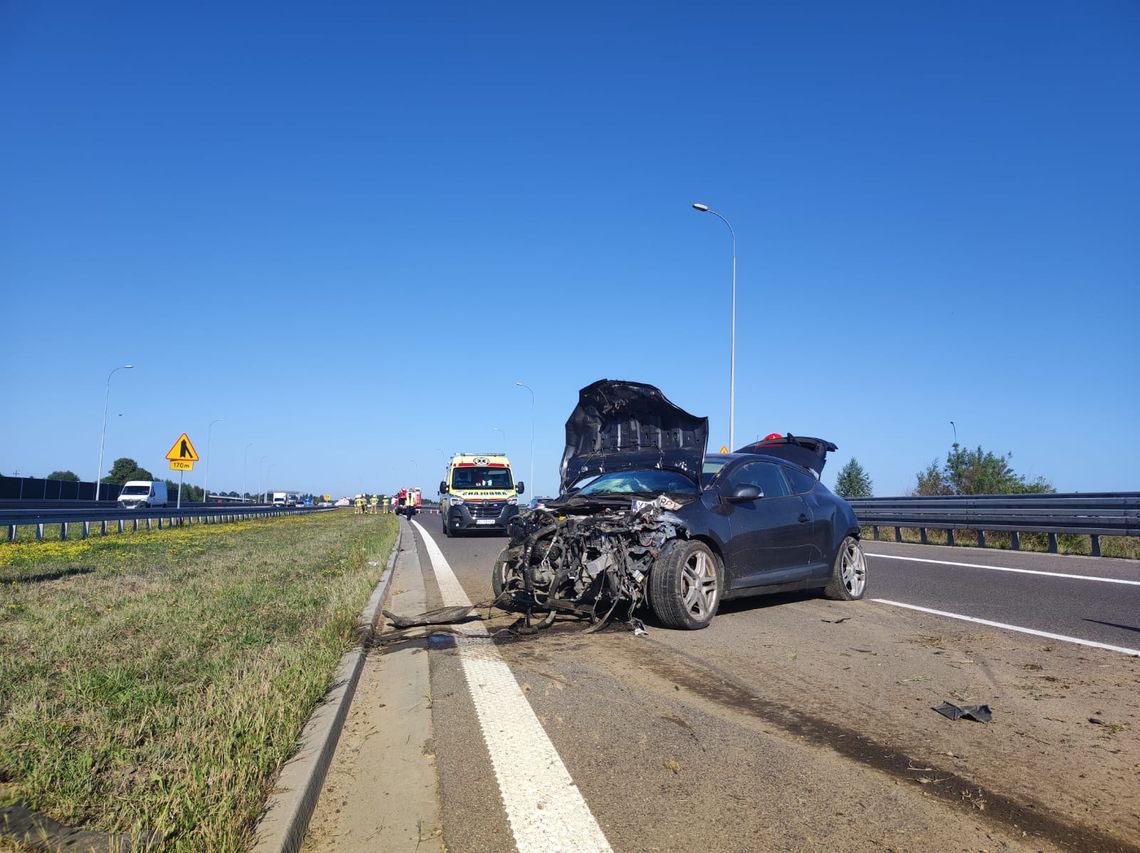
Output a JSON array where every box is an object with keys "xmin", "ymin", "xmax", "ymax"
[{"xmin": 798, "ymin": 513, "xmax": 809, "ymax": 523}]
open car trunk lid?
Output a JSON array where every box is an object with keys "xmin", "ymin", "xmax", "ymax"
[
  {"xmin": 560, "ymin": 379, "xmax": 708, "ymax": 493},
  {"xmin": 734, "ymin": 434, "xmax": 838, "ymax": 477}
]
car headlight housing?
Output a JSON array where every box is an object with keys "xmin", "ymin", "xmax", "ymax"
[{"xmin": 448, "ymin": 495, "xmax": 464, "ymax": 507}]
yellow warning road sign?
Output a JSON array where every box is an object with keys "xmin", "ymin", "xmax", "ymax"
[
  {"xmin": 719, "ymin": 446, "xmax": 729, "ymax": 454},
  {"xmin": 169, "ymin": 460, "xmax": 194, "ymax": 471},
  {"xmin": 165, "ymin": 433, "xmax": 200, "ymax": 462}
]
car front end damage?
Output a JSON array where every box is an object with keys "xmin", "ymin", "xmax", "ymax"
[{"xmin": 494, "ymin": 495, "xmax": 688, "ymax": 633}]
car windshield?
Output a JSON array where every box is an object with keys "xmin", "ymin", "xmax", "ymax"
[
  {"xmin": 121, "ymin": 485, "xmax": 149, "ymax": 495},
  {"xmin": 451, "ymin": 466, "xmax": 513, "ymax": 490},
  {"xmin": 701, "ymin": 458, "xmax": 730, "ymax": 487},
  {"xmin": 574, "ymin": 469, "xmax": 698, "ymax": 498}
]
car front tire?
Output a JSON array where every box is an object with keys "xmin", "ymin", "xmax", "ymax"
[
  {"xmin": 824, "ymin": 536, "xmax": 867, "ymax": 600},
  {"xmin": 491, "ymin": 550, "xmax": 510, "ymax": 599},
  {"xmin": 648, "ymin": 539, "xmax": 723, "ymax": 630}
]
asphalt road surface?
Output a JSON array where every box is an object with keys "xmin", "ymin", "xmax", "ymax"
[
  {"xmin": 307, "ymin": 516, "xmax": 1140, "ymax": 853},
  {"xmin": 863, "ymin": 539, "xmax": 1140, "ymax": 654}
]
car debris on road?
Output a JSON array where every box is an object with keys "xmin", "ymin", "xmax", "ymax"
[
  {"xmin": 933, "ymin": 701, "xmax": 993, "ymax": 723},
  {"xmin": 382, "ymin": 605, "xmax": 475, "ymax": 629}
]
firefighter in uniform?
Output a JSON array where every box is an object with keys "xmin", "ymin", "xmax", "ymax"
[
  {"xmin": 354, "ymin": 495, "xmax": 365, "ymax": 514},
  {"xmin": 382, "ymin": 495, "xmax": 390, "ymax": 514},
  {"xmin": 369, "ymin": 494, "xmax": 379, "ymax": 514}
]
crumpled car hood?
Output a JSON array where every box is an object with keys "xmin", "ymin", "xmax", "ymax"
[{"xmin": 559, "ymin": 379, "xmax": 708, "ymax": 493}]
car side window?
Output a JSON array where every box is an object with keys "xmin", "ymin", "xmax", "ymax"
[
  {"xmin": 725, "ymin": 461, "xmax": 790, "ymax": 498},
  {"xmin": 784, "ymin": 466, "xmax": 816, "ymax": 495}
]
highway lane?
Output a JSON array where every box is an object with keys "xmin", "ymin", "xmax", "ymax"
[
  {"xmin": 396, "ymin": 515, "xmax": 1140, "ymax": 852},
  {"xmin": 863, "ymin": 540, "xmax": 1140, "ymax": 653}
]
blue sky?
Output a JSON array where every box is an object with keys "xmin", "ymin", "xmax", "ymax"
[{"xmin": 2, "ymin": 1, "xmax": 1138, "ymax": 498}]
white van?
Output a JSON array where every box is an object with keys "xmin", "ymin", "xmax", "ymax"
[{"xmin": 117, "ymin": 480, "xmax": 169, "ymax": 509}]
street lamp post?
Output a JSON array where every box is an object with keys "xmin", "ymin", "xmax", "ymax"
[
  {"xmin": 94, "ymin": 364, "xmax": 134, "ymax": 502},
  {"xmin": 515, "ymin": 382, "xmax": 535, "ymax": 497},
  {"xmin": 259, "ymin": 456, "xmax": 269, "ymax": 503},
  {"xmin": 243, "ymin": 443, "xmax": 254, "ymax": 503},
  {"xmin": 692, "ymin": 202, "xmax": 737, "ymax": 450},
  {"xmin": 204, "ymin": 418, "xmax": 223, "ymax": 504}
]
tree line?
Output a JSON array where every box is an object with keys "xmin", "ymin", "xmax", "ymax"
[{"xmin": 834, "ymin": 443, "xmax": 1053, "ymax": 499}]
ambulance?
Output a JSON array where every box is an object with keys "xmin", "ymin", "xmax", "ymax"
[{"xmin": 438, "ymin": 453, "xmax": 525, "ymax": 537}]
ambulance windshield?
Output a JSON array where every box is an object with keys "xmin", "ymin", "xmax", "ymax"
[{"xmin": 452, "ymin": 467, "xmax": 513, "ymax": 490}]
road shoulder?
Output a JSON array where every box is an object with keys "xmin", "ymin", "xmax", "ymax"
[{"xmin": 303, "ymin": 521, "xmax": 443, "ymax": 853}]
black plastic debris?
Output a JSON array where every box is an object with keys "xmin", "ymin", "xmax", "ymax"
[
  {"xmin": 382, "ymin": 606, "xmax": 475, "ymax": 629},
  {"xmin": 0, "ymin": 801, "xmax": 162, "ymax": 852},
  {"xmin": 933, "ymin": 701, "xmax": 993, "ymax": 723}
]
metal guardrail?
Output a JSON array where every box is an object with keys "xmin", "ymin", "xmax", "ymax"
[
  {"xmin": 848, "ymin": 492, "xmax": 1140, "ymax": 556},
  {"xmin": 2, "ymin": 505, "xmax": 330, "ymax": 543}
]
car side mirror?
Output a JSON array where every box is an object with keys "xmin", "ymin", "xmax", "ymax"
[
  {"xmin": 516, "ymin": 481, "xmax": 525, "ymax": 496},
  {"xmin": 727, "ymin": 484, "xmax": 763, "ymax": 501},
  {"xmin": 439, "ymin": 481, "xmax": 448, "ymax": 494}
]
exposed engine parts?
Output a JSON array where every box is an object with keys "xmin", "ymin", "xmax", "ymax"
[{"xmin": 493, "ymin": 498, "xmax": 686, "ymax": 633}]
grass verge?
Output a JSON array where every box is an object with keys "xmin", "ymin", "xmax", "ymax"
[{"xmin": 0, "ymin": 509, "xmax": 398, "ymax": 851}]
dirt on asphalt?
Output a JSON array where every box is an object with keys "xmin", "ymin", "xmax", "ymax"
[{"xmin": 515, "ymin": 593, "xmax": 1140, "ymax": 851}]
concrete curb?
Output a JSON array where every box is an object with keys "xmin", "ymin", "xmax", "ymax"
[{"xmin": 251, "ymin": 521, "xmax": 405, "ymax": 853}]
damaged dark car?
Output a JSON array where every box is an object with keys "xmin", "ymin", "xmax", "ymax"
[{"xmin": 493, "ymin": 380, "xmax": 866, "ymax": 631}]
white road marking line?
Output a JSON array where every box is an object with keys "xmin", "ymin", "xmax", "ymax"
[
  {"xmin": 864, "ymin": 552, "xmax": 1140, "ymax": 586},
  {"xmin": 411, "ymin": 520, "xmax": 612, "ymax": 853},
  {"xmin": 872, "ymin": 598, "xmax": 1140, "ymax": 657}
]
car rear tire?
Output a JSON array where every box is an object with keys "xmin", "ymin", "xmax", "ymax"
[
  {"xmin": 824, "ymin": 536, "xmax": 867, "ymax": 600},
  {"xmin": 648, "ymin": 539, "xmax": 723, "ymax": 630}
]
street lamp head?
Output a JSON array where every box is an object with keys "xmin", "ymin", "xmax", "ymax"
[
  {"xmin": 122, "ymin": 364, "xmax": 134, "ymax": 369},
  {"xmin": 691, "ymin": 203, "xmax": 710, "ymax": 212}
]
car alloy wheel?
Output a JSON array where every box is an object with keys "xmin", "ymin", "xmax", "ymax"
[
  {"xmin": 840, "ymin": 539, "xmax": 866, "ymax": 597},
  {"xmin": 649, "ymin": 539, "xmax": 723, "ymax": 629},
  {"xmin": 825, "ymin": 536, "xmax": 867, "ymax": 601},
  {"xmin": 681, "ymin": 549, "xmax": 719, "ymax": 622}
]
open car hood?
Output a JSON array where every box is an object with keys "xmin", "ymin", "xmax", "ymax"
[
  {"xmin": 560, "ymin": 380, "xmax": 708, "ymax": 493},
  {"xmin": 734, "ymin": 434, "xmax": 838, "ymax": 477}
]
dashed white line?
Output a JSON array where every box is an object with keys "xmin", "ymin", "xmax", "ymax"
[
  {"xmin": 864, "ymin": 552, "xmax": 1140, "ymax": 586},
  {"xmin": 871, "ymin": 598, "xmax": 1140, "ymax": 657},
  {"xmin": 411, "ymin": 519, "xmax": 612, "ymax": 853}
]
